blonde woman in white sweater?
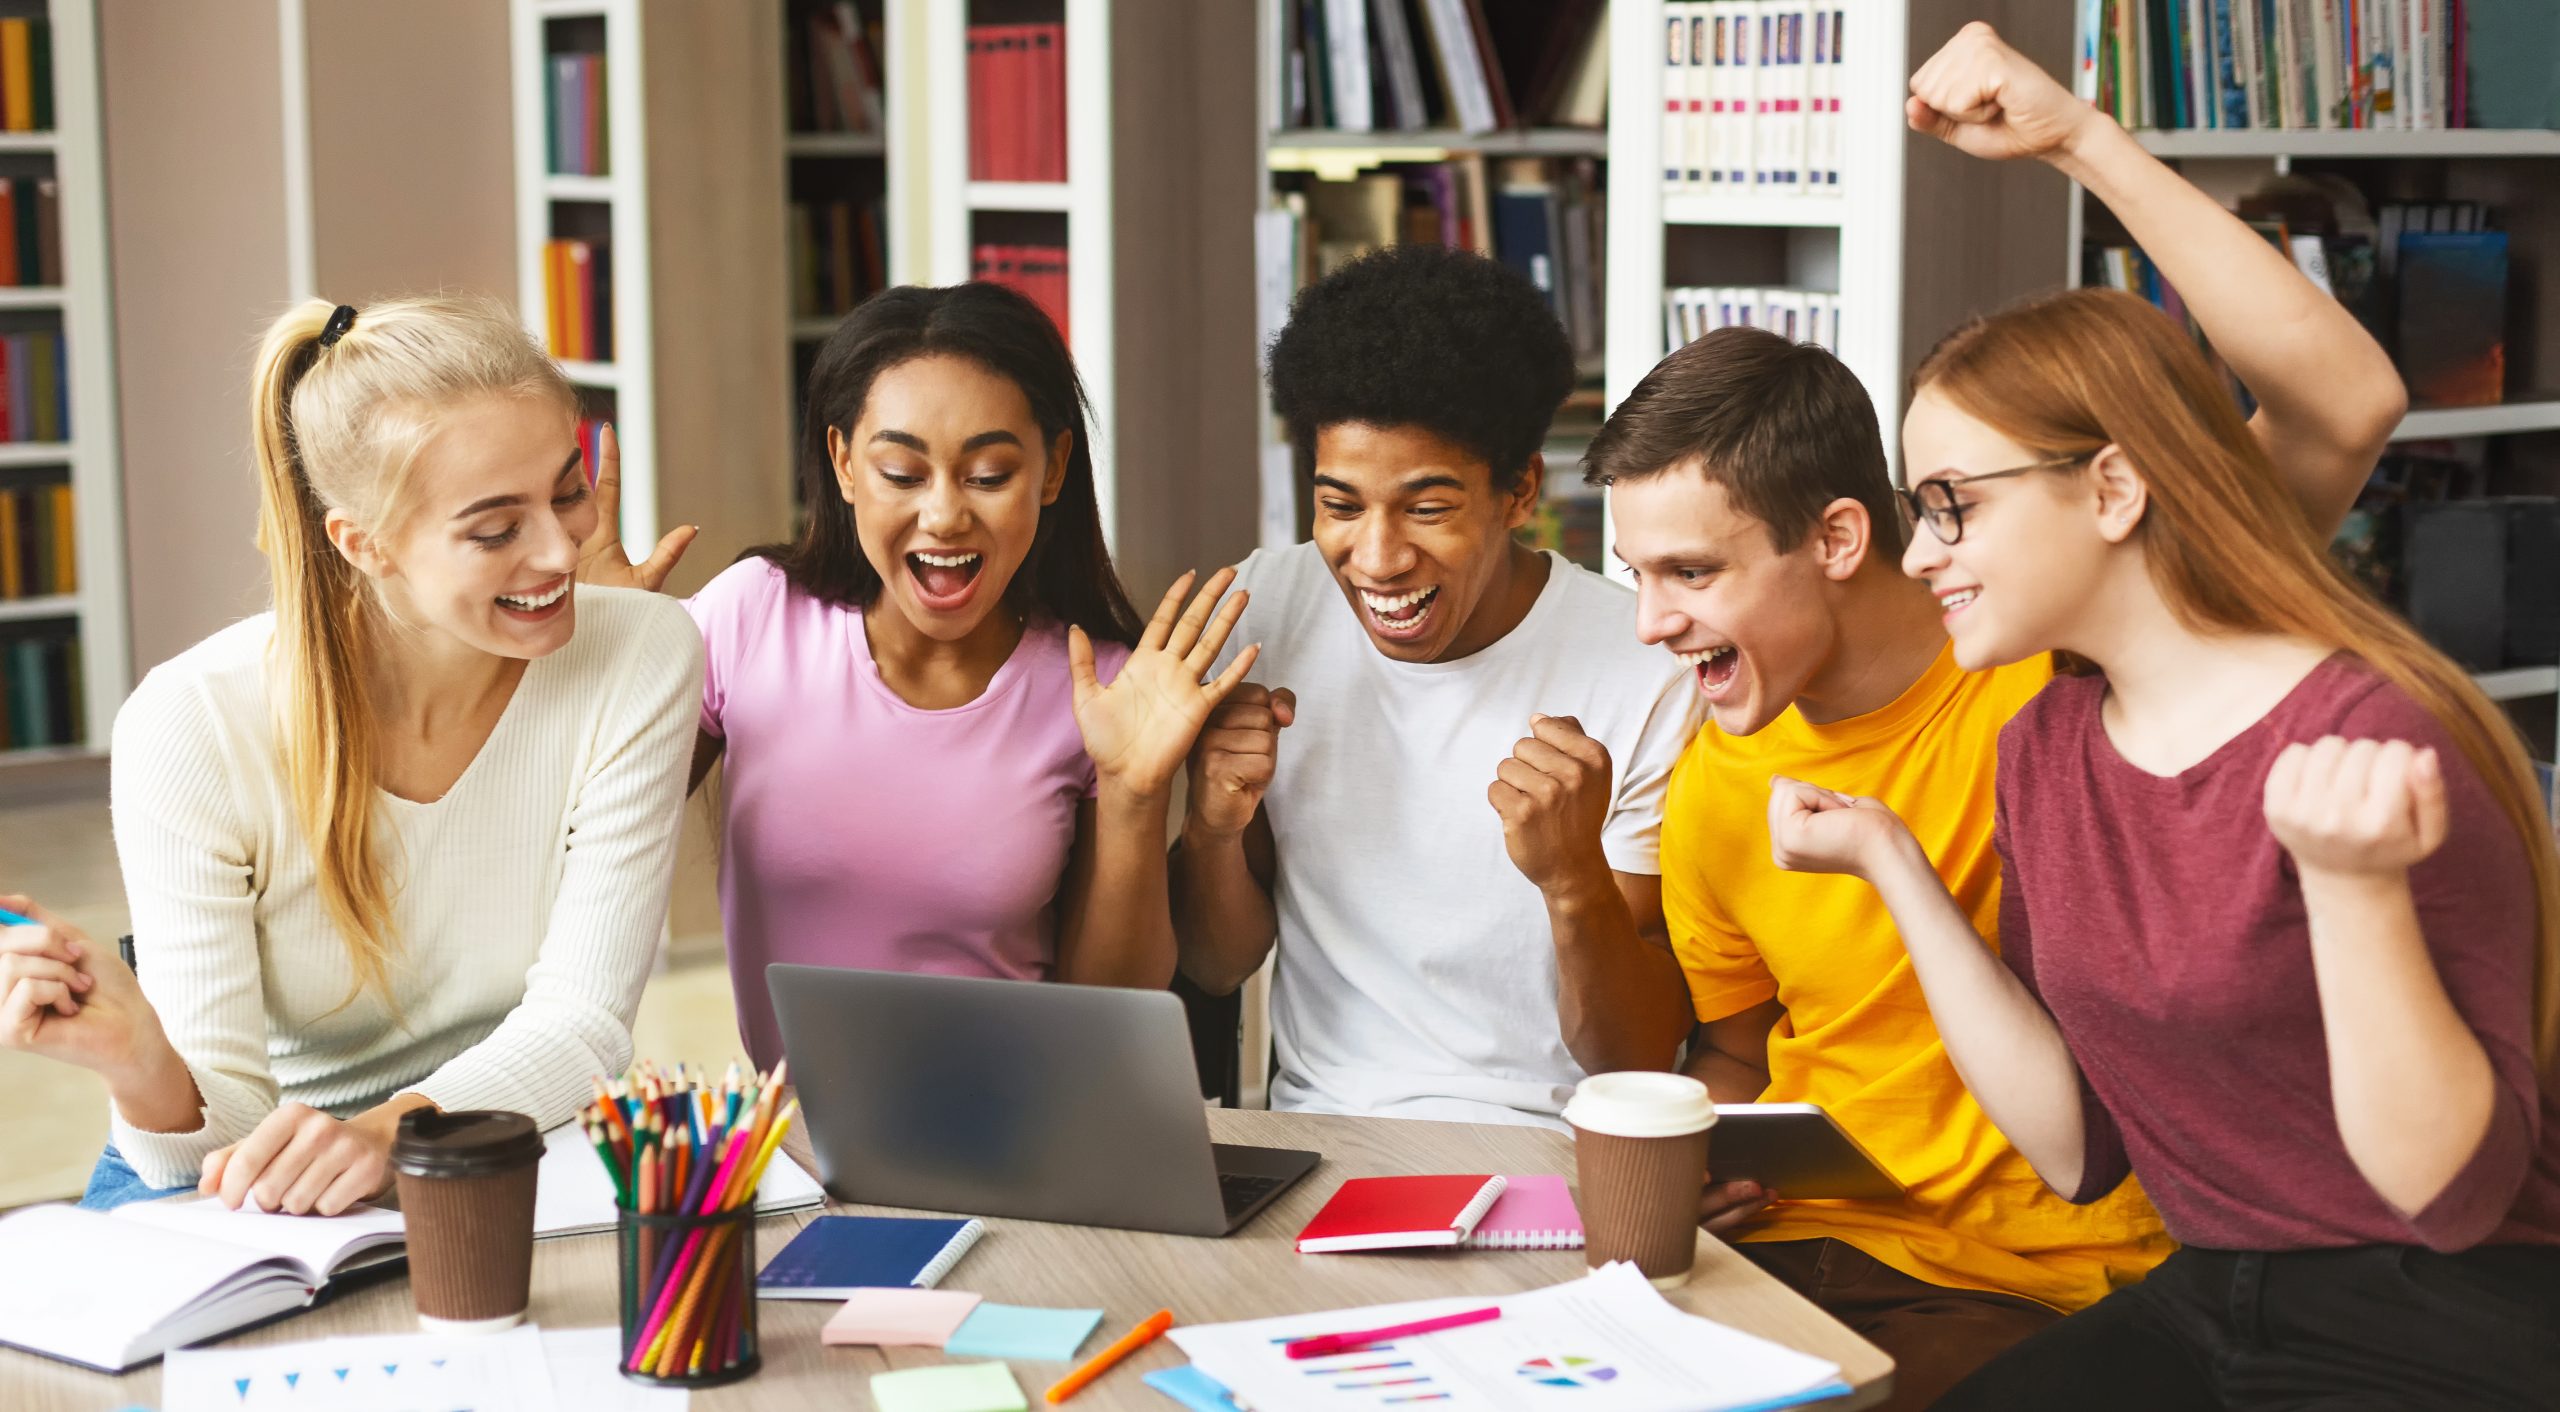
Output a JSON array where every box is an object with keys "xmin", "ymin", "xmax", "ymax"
[{"xmin": 0, "ymin": 296, "xmax": 700, "ymax": 1215}]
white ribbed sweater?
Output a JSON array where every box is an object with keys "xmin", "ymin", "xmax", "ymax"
[{"xmin": 105, "ymin": 586, "xmax": 704, "ymax": 1187}]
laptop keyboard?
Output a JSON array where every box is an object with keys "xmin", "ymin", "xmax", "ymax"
[{"xmin": 1220, "ymin": 1170, "xmax": 1286, "ymax": 1217}]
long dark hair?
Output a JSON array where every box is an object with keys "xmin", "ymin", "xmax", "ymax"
[{"xmin": 751, "ymin": 282, "xmax": 1142, "ymax": 645}]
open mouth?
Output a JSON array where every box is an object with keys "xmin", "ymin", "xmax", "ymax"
[
  {"xmin": 907, "ymin": 550, "xmax": 985, "ymax": 611},
  {"xmin": 1938, "ymin": 587, "xmax": 1980, "ymax": 620},
  {"xmin": 496, "ymin": 577, "xmax": 570, "ymax": 621},
  {"xmin": 1358, "ymin": 585, "xmax": 1441, "ymax": 642},
  {"xmin": 1674, "ymin": 645, "xmax": 1740, "ymax": 700}
]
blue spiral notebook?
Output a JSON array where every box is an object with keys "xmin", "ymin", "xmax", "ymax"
[{"xmin": 756, "ymin": 1215, "xmax": 988, "ymax": 1300}]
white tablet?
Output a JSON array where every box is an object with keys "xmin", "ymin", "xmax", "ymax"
[{"xmin": 1709, "ymin": 1103, "xmax": 1905, "ymax": 1201}]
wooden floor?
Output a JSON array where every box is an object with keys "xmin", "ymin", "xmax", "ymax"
[{"xmin": 0, "ymin": 787, "xmax": 741, "ymax": 1209}]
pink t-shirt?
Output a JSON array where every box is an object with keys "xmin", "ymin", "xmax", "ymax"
[{"xmin": 684, "ymin": 557, "xmax": 1128, "ymax": 1069}]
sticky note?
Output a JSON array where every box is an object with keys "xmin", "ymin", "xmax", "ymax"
[
  {"xmin": 872, "ymin": 1361, "xmax": 1029, "ymax": 1412},
  {"xmin": 1143, "ymin": 1365, "xmax": 1244, "ymax": 1412},
  {"xmin": 821, "ymin": 1287, "xmax": 984, "ymax": 1347},
  {"xmin": 943, "ymin": 1302, "xmax": 1107, "ymax": 1361}
]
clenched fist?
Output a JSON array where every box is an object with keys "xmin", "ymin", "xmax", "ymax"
[
  {"xmin": 2263, "ymin": 736, "xmax": 2449, "ymax": 879},
  {"xmin": 1185, "ymin": 682, "xmax": 1295, "ymax": 840},
  {"xmin": 1906, "ymin": 21, "xmax": 2102, "ymax": 165},
  {"xmin": 1489, "ymin": 714, "xmax": 1614, "ymax": 893}
]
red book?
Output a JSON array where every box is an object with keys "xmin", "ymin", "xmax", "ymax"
[
  {"xmin": 1294, "ymin": 1175, "xmax": 1508, "ymax": 1253},
  {"xmin": 1029, "ymin": 25, "xmax": 1063, "ymax": 182},
  {"xmin": 1000, "ymin": 25, "xmax": 1033, "ymax": 182},
  {"xmin": 966, "ymin": 27, "xmax": 991, "ymax": 179}
]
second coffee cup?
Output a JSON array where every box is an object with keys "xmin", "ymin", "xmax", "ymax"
[{"xmin": 1561, "ymin": 1071, "xmax": 1718, "ymax": 1288}]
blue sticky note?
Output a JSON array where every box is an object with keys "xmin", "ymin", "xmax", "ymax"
[
  {"xmin": 1143, "ymin": 1365, "xmax": 1243, "ymax": 1412},
  {"xmin": 942, "ymin": 1302, "xmax": 1106, "ymax": 1361}
]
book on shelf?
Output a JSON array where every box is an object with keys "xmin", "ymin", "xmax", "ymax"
[
  {"xmin": 0, "ymin": 622, "xmax": 81, "ymax": 752},
  {"xmin": 968, "ymin": 23, "xmax": 1066, "ymax": 183},
  {"xmin": 791, "ymin": 196, "xmax": 886, "ymax": 320},
  {"xmin": 2081, "ymin": 0, "xmax": 2495, "ymax": 132},
  {"xmin": 2397, "ymin": 230, "xmax": 2506, "ymax": 408},
  {"xmin": 574, "ymin": 417, "xmax": 608, "ymax": 486},
  {"xmin": 1664, "ymin": 284, "xmax": 1840, "ymax": 356},
  {"xmin": 546, "ymin": 50, "xmax": 609, "ymax": 177},
  {"xmin": 0, "ymin": 478, "xmax": 75, "ymax": 600},
  {"xmin": 1272, "ymin": 155, "xmax": 1602, "ymax": 359},
  {"xmin": 973, "ymin": 243, "xmax": 1070, "ymax": 346},
  {"xmin": 0, "ymin": 329, "xmax": 70, "ymax": 443},
  {"xmin": 1665, "ymin": 2, "xmax": 1842, "ymax": 198},
  {"xmin": 541, "ymin": 238, "xmax": 613, "ymax": 363},
  {"xmin": 0, "ymin": 17, "xmax": 51, "ymax": 135},
  {"xmin": 795, "ymin": 0, "xmax": 885, "ymax": 136},
  {"xmin": 1277, "ymin": 0, "xmax": 1605, "ymax": 134},
  {"xmin": 0, "ymin": 176, "xmax": 60, "ymax": 287}
]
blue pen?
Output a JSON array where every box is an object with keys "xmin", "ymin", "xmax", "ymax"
[{"xmin": 0, "ymin": 906, "xmax": 34, "ymax": 927}]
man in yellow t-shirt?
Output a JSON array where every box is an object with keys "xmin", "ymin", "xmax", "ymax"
[{"xmin": 1566, "ymin": 328, "xmax": 2172, "ymax": 1411}]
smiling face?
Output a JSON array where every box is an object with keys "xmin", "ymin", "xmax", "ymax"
[
  {"xmin": 832, "ymin": 353, "xmax": 1069, "ymax": 643},
  {"xmin": 1899, "ymin": 387, "xmax": 2118, "ymax": 669},
  {"xmin": 337, "ymin": 391, "xmax": 594, "ymax": 660},
  {"xmin": 1307, "ymin": 421, "xmax": 1543, "ymax": 663},
  {"xmin": 1610, "ymin": 463, "xmax": 1849, "ymax": 735}
]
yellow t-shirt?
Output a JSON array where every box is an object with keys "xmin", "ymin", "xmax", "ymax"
[{"xmin": 1664, "ymin": 644, "xmax": 2173, "ymax": 1312}]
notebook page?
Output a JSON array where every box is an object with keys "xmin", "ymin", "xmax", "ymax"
[
  {"xmin": 0, "ymin": 1205, "xmax": 298, "ymax": 1371},
  {"xmin": 117, "ymin": 1195, "xmax": 405, "ymax": 1279},
  {"xmin": 533, "ymin": 1121, "xmax": 827, "ymax": 1236}
]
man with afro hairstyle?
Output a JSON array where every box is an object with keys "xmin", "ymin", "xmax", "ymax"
[{"xmin": 1178, "ymin": 243, "xmax": 1700, "ymax": 1129}]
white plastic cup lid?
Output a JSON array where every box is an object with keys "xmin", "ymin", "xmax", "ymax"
[{"xmin": 1562, "ymin": 1071, "xmax": 1718, "ymax": 1139}]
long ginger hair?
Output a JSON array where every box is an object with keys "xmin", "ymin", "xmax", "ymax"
[{"xmin": 1916, "ymin": 287, "xmax": 2560, "ymax": 1077}]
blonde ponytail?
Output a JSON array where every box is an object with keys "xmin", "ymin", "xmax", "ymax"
[{"xmin": 247, "ymin": 295, "xmax": 573, "ymax": 1007}]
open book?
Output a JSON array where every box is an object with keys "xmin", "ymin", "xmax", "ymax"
[{"xmin": 0, "ymin": 1197, "xmax": 406, "ymax": 1373}]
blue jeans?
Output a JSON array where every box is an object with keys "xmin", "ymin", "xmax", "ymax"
[{"xmin": 78, "ymin": 1144, "xmax": 195, "ymax": 1210}]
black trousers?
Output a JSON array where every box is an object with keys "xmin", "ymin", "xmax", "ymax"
[{"xmin": 1933, "ymin": 1243, "xmax": 2560, "ymax": 1411}]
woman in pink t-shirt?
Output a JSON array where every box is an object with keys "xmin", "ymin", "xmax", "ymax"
[
  {"xmin": 588, "ymin": 282, "xmax": 1258, "ymax": 1069},
  {"xmin": 1755, "ymin": 27, "xmax": 2560, "ymax": 1410}
]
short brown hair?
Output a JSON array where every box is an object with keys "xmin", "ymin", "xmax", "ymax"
[{"xmin": 1583, "ymin": 326, "xmax": 1902, "ymax": 556}]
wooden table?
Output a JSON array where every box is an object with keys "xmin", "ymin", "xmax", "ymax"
[{"xmin": 9, "ymin": 1109, "xmax": 1892, "ymax": 1410}]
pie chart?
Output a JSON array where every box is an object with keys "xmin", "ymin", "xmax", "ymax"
[{"xmin": 1518, "ymin": 1355, "xmax": 1620, "ymax": 1389}]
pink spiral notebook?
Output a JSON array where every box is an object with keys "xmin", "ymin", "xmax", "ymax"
[{"xmin": 1459, "ymin": 1174, "xmax": 1585, "ymax": 1250}]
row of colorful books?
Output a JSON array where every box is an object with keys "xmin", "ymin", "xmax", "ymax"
[
  {"xmin": 546, "ymin": 51, "xmax": 610, "ymax": 176},
  {"xmin": 1273, "ymin": 157, "xmax": 1604, "ymax": 364},
  {"xmin": 0, "ymin": 330, "xmax": 69, "ymax": 443},
  {"xmin": 1662, "ymin": 3, "xmax": 1847, "ymax": 196},
  {"xmin": 541, "ymin": 239, "xmax": 614, "ymax": 363},
  {"xmin": 1277, "ymin": 0, "xmax": 1609, "ymax": 134},
  {"xmin": 0, "ymin": 480, "xmax": 73, "ymax": 599},
  {"xmin": 791, "ymin": 1, "xmax": 883, "ymax": 136},
  {"xmin": 0, "ymin": 176, "xmax": 58, "ymax": 288},
  {"xmin": 0, "ymin": 19, "xmax": 53, "ymax": 134},
  {"xmin": 972, "ymin": 245, "xmax": 1069, "ymax": 347},
  {"xmin": 789, "ymin": 197, "xmax": 886, "ymax": 322},
  {"xmin": 967, "ymin": 24, "xmax": 1066, "ymax": 183},
  {"xmin": 0, "ymin": 627, "xmax": 81, "ymax": 752},
  {"xmin": 1666, "ymin": 285, "xmax": 1843, "ymax": 356},
  {"xmin": 2081, "ymin": 0, "xmax": 2472, "ymax": 131},
  {"xmin": 2088, "ymin": 197, "xmax": 2509, "ymax": 411}
]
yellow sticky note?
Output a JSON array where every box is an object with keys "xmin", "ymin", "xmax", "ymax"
[{"xmin": 872, "ymin": 1361, "xmax": 1029, "ymax": 1412}]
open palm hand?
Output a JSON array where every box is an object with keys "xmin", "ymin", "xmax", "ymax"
[{"xmin": 1072, "ymin": 567, "xmax": 1260, "ymax": 798}]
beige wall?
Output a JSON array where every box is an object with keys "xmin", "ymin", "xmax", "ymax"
[
  {"xmin": 102, "ymin": 1, "xmax": 520, "ymax": 678},
  {"xmin": 306, "ymin": 0, "xmax": 516, "ymax": 306}
]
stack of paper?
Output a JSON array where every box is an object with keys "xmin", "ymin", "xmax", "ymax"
[
  {"xmin": 1166, "ymin": 1263, "xmax": 1845, "ymax": 1412},
  {"xmin": 162, "ymin": 1326, "xmax": 685, "ymax": 1412}
]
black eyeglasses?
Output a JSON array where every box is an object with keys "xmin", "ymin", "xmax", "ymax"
[{"xmin": 1898, "ymin": 456, "xmax": 2087, "ymax": 545}]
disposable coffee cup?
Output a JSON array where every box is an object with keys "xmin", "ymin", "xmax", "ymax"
[
  {"xmin": 391, "ymin": 1109, "xmax": 544, "ymax": 1333},
  {"xmin": 1562, "ymin": 1072, "xmax": 1718, "ymax": 1289}
]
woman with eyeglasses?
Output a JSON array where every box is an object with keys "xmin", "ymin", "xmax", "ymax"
[{"xmin": 1769, "ymin": 24, "xmax": 2560, "ymax": 1410}]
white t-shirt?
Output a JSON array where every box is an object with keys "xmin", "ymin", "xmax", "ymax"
[{"xmin": 1216, "ymin": 543, "xmax": 1702, "ymax": 1128}]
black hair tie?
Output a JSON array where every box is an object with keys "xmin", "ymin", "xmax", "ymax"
[{"xmin": 317, "ymin": 303, "xmax": 358, "ymax": 349}]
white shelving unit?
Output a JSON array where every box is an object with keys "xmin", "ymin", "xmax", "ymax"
[
  {"xmin": 2, "ymin": 0, "xmax": 127, "ymax": 763},
  {"xmin": 509, "ymin": 0, "xmax": 658, "ymax": 553}
]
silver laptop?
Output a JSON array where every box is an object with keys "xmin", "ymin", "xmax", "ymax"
[{"xmin": 768, "ymin": 964, "xmax": 1320, "ymax": 1237}]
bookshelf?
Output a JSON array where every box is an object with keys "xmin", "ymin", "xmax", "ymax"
[
  {"xmin": 1, "ymin": 0, "xmax": 124, "ymax": 766},
  {"xmin": 1604, "ymin": 0, "xmax": 2077, "ymax": 583},
  {"xmin": 897, "ymin": 0, "xmax": 1260, "ymax": 602},
  {"xmin": 2066, "ymin": 10, "xmax": 2560, "ymax": 744},
  {"xmin": 509, "ymin": 0, "xmax": 792, "ymax": 600},
  {"xmin": 1250, "ymin": 1, "xmax": 1616, "ymax": 571},
  {"xmin": 783, "ymin": 0, "xmax": 895, "ymax": 497}
]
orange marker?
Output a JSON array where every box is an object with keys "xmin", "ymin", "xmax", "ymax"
[{"xmin": 1045, "ymin": 1308, "xmax": 1173, "ymax": 1404}]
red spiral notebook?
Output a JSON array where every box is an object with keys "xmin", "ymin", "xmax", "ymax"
[{"xmin": 1294, "ymin": 1175, "xmax": 1509, "ymax": 1253}]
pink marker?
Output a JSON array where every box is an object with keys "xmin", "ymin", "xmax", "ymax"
[{"xmin": 1285, "ymin": 1306, "xmax": 1501, "ymax": 1360}]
